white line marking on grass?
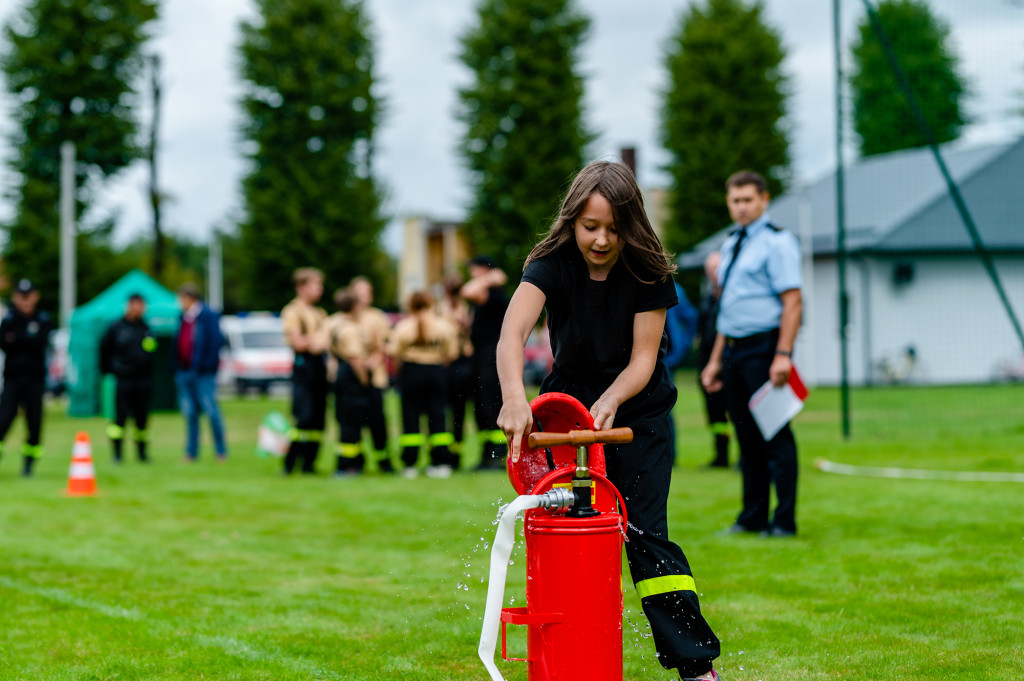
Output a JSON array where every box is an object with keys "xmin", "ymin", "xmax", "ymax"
[
  {"xmin": 0, "ymin": 575, "xmax": 143, "ymax": 620},
  {"xmin": 815, "ymin": 458, "xmax": 1024, "ymax": 483},
  {"xmin": 0, "ymin": 576, "xmax": 343, "ymax": 679}
]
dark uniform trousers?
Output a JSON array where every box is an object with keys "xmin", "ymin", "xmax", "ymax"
[
  {"xmin": 0, "ymin": 377, "xmax": 44, "ymax": 447},
  {"xmin": 112, "ymin": 378, "xmax": 153, "ymax": 460},
  {"xmin": 284, "ymin": 354, "xmax": 328, "ymax": 474},
  {"xmin": 605, "ymin": 413, "xmax": 721, "ymax": 678},
  {"xmin": 473, "ymin": 343, "xmax": 505, "ymax": 462},
  {"xmin": 444, "ymin": 355, "xmax": 473, "ymax": 468},
  {"xmin": 333, "ymin": 361, "xmax": 376, "ymax": 474},
  {"xmin": 399, "ymin": 362, "xmax": 452, "ymax": 468},
  {"xmin": 722, "ymin": 329, "xmax": 798, "ymax": 533}
]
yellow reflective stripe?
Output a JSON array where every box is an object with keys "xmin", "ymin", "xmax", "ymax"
[
  {"xmin": 399, "ymin": 433, "xmax": 426, "ymax": 447},
  {"xmin": 635, "ymin": 574, "xmax": 696, "ymax": 600},
  {"xmin": 107, "ymin": 424, "xmax": 125, "ymax": 440},
  {"xmin": 289, "ymin": 429, "xmax": 324, "ymax": 443},
  {"xmin": 428, "ymin": 432, "xmax": 455, "ymax": 446},
  {"xmin": 481, "ymin": 430, "xmax": 507, "ymax": 444},
  {"xmin": 336, "ymin": 442, "xmax": 362, "ymax": 458},
  {"xmin": 142, "ymin": 337, "xmax": 157, "ymax": 352},
  {"xmin": 22, "ymin": 444, "xmax": 43, "ymax": 459},
  {"xmin": 710, "ymin": 422, "xmax": 730, "ymax": 436}
]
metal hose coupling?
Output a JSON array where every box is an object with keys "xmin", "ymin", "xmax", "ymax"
[{"xmin": 536, "ymin": 487, "xmax": 574, "ymax": 510}]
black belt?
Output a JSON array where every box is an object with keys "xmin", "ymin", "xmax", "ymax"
[{"xmin": 724, "ymin": 329, "xmax": 778, "ymax": 348}]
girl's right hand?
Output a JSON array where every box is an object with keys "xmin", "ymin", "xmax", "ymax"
[{"xmin": 497, "ymin": 397, "xmax": 533, "ymax": 463}]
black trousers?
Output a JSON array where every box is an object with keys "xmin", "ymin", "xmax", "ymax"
[
  {"xmin": 722, "ymin": 331, "xmax": 798, "ymax": 533},
  {"xmin": 399, "ymin": 363, "xmax": 450, "ymax": 468},
  {"xmin": 115, "ymin": 378, "xmax": 152, "ymax": 434},
  {"xmin": 605, "ymin": 413, "xmax": 721, "ymax": 677},
  {"xmin": 472, "ymin": 343, "xmax": 504, "ymax": 460},
  {"xmin": 335, "ymin": 366, "xmax": 369, "ymax": 473},
  {"xmin": 364, "ymin": 385, "xmax": 389, "ymax": 456},
  {"xmin": 445, "ymin": 355, "xmax": 472, "ymax": 444},
  {"xmin": 0, "ymin": 376, "xmax": 44, "ymax": 446},
  {"xmin": 284, "ymin": 361, "xmax": 328, "ymax": 475}
]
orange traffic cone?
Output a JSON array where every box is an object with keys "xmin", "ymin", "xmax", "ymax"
[{"xmin": 66, "ymin": 431, "xmax": 97, "ymax": 497}]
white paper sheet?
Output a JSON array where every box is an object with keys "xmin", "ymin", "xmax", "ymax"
[{"xmin": 748, "ymin": 366, "xmax": 808, "ymax": 440}]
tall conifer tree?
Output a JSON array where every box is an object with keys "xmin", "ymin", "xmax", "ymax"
[
  {"xmin": 458, "ymin": 0, "xmax": 590, "ymax": 277},
  {"xmin": 850, "ymin": 0, "xmax": 968, "ymax": 156},
  {"xmin": 661, "ymin": 0, "xmax": 789, "ymax": 253},
  {"xmin": 1, "ymin": 0, "xmax": 158, "ymax": 309},
  {"xmin": 238, "ymin": 0, "xmax": 386, "ymax": 310}
]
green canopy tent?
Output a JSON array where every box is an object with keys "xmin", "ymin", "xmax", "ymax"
[{"xmin": 67, "ymin": 270, "xmax": 180, "ymax": 417}]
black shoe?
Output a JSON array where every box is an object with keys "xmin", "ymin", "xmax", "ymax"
[
  {"xmin": 377, "ymin": 459, "xmax": 396, "ymax": 474},
  {"xmin": 701, "ymin": 460, "xmax": 730, "ymax": 469},
  {"xmin": 760, "ymin": 526, "xmax": 797, "ymax": 538},
  {"xmin": 21, "ymin": 456, "xmax": 35, "ymax": 477}
]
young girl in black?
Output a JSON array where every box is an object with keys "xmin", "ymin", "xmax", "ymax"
[{"xmin": 496, "ymin": 160, "xmax": 722, "ymax": 681}]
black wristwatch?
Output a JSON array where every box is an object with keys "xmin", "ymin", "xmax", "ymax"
[{"xmin": 774, "ymin": 349, "xmax": 792, "ymax": 357}]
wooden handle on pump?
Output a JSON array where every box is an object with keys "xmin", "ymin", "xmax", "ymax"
[{"xmin": 527, "ymin": 428, "xmax": 634, "ymax": 448}]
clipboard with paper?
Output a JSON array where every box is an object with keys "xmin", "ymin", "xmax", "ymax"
[{"xmin": 747, "ymin": 365, "xmax": 808, "ymax": 440}]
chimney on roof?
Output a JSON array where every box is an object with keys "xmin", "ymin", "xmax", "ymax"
[{"xmin": 621, "ymin": 147, "xmax": 636, "ymax": 178}]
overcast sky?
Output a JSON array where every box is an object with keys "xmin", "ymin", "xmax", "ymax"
[{"xmin": 0, "ymin": 0, "xmax": 1021, "ymax": 254}]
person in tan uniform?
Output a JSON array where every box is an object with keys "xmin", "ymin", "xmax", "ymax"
[
  {"xmin": 281, "ymin": 268, "xmax": 328, "ymax": 475},
  {"xmin": 437, "ymin": 274, "xmax": 474, "ymax": 471},
  {"xmin": 322, "ymin": 289, "xmax": 372, "ymax": 476},
  {"xmin": 349, "ymin": 276, "xmax": 395, "ymax": 473},
  {"xmin": 387, "ymin": 291, "xmax": 458, "ymax": 479}
]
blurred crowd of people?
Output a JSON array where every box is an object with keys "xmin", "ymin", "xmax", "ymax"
[{"xmin": 279, "ymin": 256, "xmax": 511, "ymax": 479}]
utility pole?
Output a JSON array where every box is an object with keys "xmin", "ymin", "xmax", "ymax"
[
  {"xmin": 60, "ymin": 141, "xmax": 76, "ymax": 329},
  {"xmin": 833, "ymin": 0, "xmax": 852, "ymax": 439},
  {"xmin": 149, "ymin": 53, "xmax": 165, "ymax": 278}
]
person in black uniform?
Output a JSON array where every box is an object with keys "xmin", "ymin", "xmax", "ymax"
[
  {"xmin": 461, "ymin": 255, "xmax": 509, "ymax": 470},
  {"xmin": 696, "ymin": 252, "xmax": 731, "ymax": 468},
  {"xmin": 281, "ymin": 268, "xmax": 329, "ymax": 475},
  {"xmin": 99, "ymin": 293, "xmax": 157, "ymax": 463},
  {"xmin": 497, "ymin": 161, "xmax": 722, "ymax": 681},
  {"xmin": 0, "ymin": 279, "xmax": 54, "ymax": 477}
]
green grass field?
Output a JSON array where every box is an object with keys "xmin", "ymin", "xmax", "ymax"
[{"xmin": 2, "ymin": 376, "xmax": 1023, "ymax": 680}]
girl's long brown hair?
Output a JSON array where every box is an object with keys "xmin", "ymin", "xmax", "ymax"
[
  {"xmin": 525, "ymin": 160, "xmax": 676, "ymax": 283},
  {"xmin": 408, "ymin": 290, "xmax": 434, "ymax": 344}
]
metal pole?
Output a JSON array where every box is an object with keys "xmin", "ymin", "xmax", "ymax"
[
  {"xmin": 208, "ymin": 234, "xmax": 223, "ymax": 313},
  {"xmin": 833, "ymin": 0, "xmax": 851, "ymax": 438},
  {"xmin": 59, "ymin": 141, "xmax": 76, "ymax": 329}
]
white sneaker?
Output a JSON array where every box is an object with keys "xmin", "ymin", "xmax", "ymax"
[
  {"xmin": 424, "ymin": 464, "xmax": 453, "ymax": 479},
  {"xmin": 401, "ymin": 466, "xmax": 419, "ymax": 479}
]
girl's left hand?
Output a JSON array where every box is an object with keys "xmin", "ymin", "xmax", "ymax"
[{"xmin": 590, "ymin": 395, "xmax": 620, "ymax": 431}]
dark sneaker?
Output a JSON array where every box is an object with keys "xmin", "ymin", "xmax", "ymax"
[
  {"xmin": 760, "ymin": 526, "xmax": 797, "ymax": 538},
  {"xmin": 377, "ymin": 459, "xmax": 396, "ymax": 474}
]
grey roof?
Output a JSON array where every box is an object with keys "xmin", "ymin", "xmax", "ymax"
[{"xmin": 678, "ymin": 136, "xmax": 1024, "ymax": 268}]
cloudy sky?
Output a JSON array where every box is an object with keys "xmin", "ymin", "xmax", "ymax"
[{"xmin": 0, "ymin": 0, "xmax": 1021, "ymax": 253}]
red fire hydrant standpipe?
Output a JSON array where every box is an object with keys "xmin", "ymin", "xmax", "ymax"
[{"xmin": 478, "ymin": 392, "xmax": 632, "ymax": 681}]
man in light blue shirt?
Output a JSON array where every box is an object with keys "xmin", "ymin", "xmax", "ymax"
[{"xmin": 701, "ymin": 170, "xmax": 802, "ymax": 537}]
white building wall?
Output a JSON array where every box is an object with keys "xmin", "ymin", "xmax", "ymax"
[{"xmin": 805, "ymin": 256, "xmax": 1024, "ymax": 385}]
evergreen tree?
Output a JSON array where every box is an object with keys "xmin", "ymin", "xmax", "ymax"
[
  {"xmin": 1, "ymin": 0, "xmax": 158, "ymax": 313},
  {"xmin": 458, "ymin": 0, "xmax": 590, "ymax": 277},
  {"xmin": 850, "ymin": 0, "xmax": 968, "ymax": 157},
  {"xmin": 661, "ymin": 0, "xmax": 789, "ymax": 254},
  {"xmin": 237, "ymin": 0, "xmax": 386, "ymax": 311}
]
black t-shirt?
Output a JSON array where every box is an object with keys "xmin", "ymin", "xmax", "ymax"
[
  {"xmin": 522, "ymin": 245, "xmax": 678, "ymax": 422},
  {"xmin": 470, "ymin": 284, "xmax": 510, "ymax": 349}
]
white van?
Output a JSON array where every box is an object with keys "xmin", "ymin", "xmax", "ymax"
[{"xmin": 219, "ymin": 314, "xmax": 293, "ymax": 395}]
